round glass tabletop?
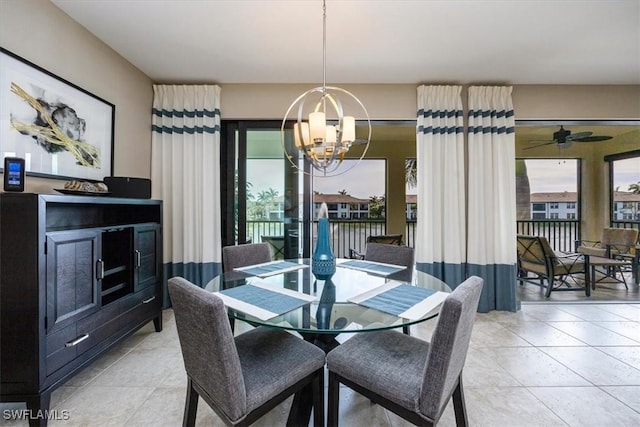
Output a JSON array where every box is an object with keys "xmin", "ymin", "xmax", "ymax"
[{"xmin": 204, "ymin": 258, "xmax": 451, "ymax": 334}]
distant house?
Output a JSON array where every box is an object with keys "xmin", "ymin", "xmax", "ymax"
[
  {"xmin": 530, "ymin": 192, "xmax": 578, "ymax": 220},
  {"xmin": 406, "ymin": 194, "xmax": 417, "ymax": 220},
  {"xmin": 613, "ymin": 191, "xmax": 640, "ymax": 221},
  {"xmin": 530, "ymin": 191, "xmax": 640, "ymax": 220},
  {"xmin": 312, "ymin": 194, "xmax": 370, "ymax": 219}
]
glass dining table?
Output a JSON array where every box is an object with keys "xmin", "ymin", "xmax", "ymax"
[
  {"xmin": 204, "ymin": 258, "xmax": 451, "ymax": 347},
  {"xmin": 204, "ymin": 257, "xmax": 451, "ymax": 425}
]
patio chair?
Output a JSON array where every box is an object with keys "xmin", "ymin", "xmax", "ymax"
[
  {"xmin": 517, "ymin": 235, "xmax": 589, "ymax": 297},
  {"xmin": 576, "ymin": 228, "xmax": 639, "ymax": 286},
  {"xmin": 261, "ymin": 235, "xmax": 286, "ymax": 260},
  {"xmin": 349, "ymin": 234, "xmax": 403, "ymax": 259},
  {"xmin": 168, "ymin": 277, "xmax": 325, "ymax": 427},
  {"xmin": 576, "ymin": 227, "xmax": 639, "ymax": 258},
  {"xmin": 326, "ymin": 276, "xmax": 483, "ymax": 427}
]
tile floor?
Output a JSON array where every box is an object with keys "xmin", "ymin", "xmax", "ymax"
[{"xmin": 2, "ymin": 302, "xmax": 640, "ymax": 426}]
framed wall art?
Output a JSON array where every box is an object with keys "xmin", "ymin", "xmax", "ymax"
[{"xmin": 0, "ymin": 47, "xmax": 114, "ymax": 181}]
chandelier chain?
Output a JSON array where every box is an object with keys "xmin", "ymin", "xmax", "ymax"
[{"xmin": 322, "ymin": 0, "xmax": 327, "ymax": 92}]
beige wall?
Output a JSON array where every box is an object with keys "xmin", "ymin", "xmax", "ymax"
[
  {"xmin": 0, "ymin": 0, "xmax": 153, "ymax": 194},
  {"xmin": 221, "ymin": 84, "xmax": 640, "ymax": 120}
]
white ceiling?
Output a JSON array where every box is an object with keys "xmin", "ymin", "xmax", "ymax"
[{"xmin": 51, "ymin": 0, "xmax": 640, "ymax": 85}]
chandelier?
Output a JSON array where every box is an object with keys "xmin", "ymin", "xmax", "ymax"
[{"xmin": 281, "ymin": 0, "xmax": 371, "ymax": 176}]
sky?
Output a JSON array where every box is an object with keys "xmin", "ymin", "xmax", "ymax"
[
  {"xmin": 246, "ymin": 157, "xmax": 639, "ymax": 199},
  {"xmin": 526, "ymin": 158, "xmax": 639, "ymax": 193}
]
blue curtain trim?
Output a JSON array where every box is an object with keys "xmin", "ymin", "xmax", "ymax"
[
  {"xmin": 152, "ymin": 124, "xmax": 220, "ymax": 134},
  {"xmin": 161, "ymin": 261, "xmax": 222, "ymax": 308},
  {"xmin": 416, "ymin": 262, "xmax": 466, "ymax": 293},
  {"xmin": 152, "ymin": 108, "xmax": 220, "ymax": 118},
  {"xmin": 468, "ymin": 109, "xmax": 514, "ymax": 119},
  {"xmin": 417, "ymin": 125, "xmax": 464, "ymax": 135},
  {"xmin": 466, "ymin": 263, "xmax": 518, "ymax": 313},
  {"xmin": 467, "ymin": 125, "xmax": 515, "ymax": 135},
  {"xmin": 417, "ymin": 109, "xmax": 464, "ymax": 118},
  {"xmin": 417, "ymin": 261, "xmax": 518, "ymax": 313}
]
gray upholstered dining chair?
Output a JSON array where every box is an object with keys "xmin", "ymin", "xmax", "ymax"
[
  {"xmin": 168, "ymin": 277, "xmax": 326, "ymax": 427},
  {"xmin": 326, "ymin": 276, "xmax": 483, "ymax": 427},
  {"xmin": 222, "ymin": 242, "xmax": 272, "ymax": 272},
  {"xmin": 364, "ymin": 242, "xmax": 416, "ymax": 334},
  {"xmin": 364, "ymin": 242, "xmax": 415, "ymax": 282}
]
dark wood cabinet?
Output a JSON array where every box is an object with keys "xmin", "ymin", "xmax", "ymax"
[{"xmin": 0, "ymin": 194, "xmax": 163, "ymax": 426}]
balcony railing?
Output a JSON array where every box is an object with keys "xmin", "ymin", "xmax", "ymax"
[
  {"xmin": 248, "ymin": 219, "xmax": 417, "ymax": 259},
  {"xmin": 248, "ymin": 219, "xmax": 589, "ymax": 258},
  {"xmin": 516, "ymin": 220, "xmax": 580, "ymax": 252}
]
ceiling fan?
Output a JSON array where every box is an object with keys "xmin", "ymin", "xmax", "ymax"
[{"xmin": 525, "ymin": 125, "xmax": 612, "ymax": 150}]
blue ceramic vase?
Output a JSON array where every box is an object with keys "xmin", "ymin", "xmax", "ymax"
[{"xmin": 312, "ymin": 218, "xmax": 336, "ymax": 280}]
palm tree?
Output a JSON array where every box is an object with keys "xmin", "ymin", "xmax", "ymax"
[
  {"xmin": 338, "ymin": 189, "xmax": 348, "ymax": 195},
  {"xmin": 515, "ymin": 160, "xmax": 531, "ymax": 221},
  {"xmin": 405, "ymin": 159, "xmax": 417, "ymax": 188},
  {"xmin": 629, "ymin": 182, "xmax": 640, "ymax": 194},
  {"xmin": 369, "ymin": 195, "xmax": 386, "ymax": 219}
]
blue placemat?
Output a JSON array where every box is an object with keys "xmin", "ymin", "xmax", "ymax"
[
  {"xmin": 339, "ymin": 260, "xmax": 404, "ymax": 276},
  {"xmin": 235, "ymin": 261, "xmax": 305, "ymax": 277},
  {"xmin": 219, "ymin": 284, "xmax": 311, "ymax": 315},
  {"xmin": 358, "ymin": 284, "xmax": 438, "ymax": 316}
]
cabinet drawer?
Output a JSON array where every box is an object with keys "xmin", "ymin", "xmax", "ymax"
[
  {"xmin": 74, "ymin": 302, "xmax": 123, "ymax": 354},
  {"xmin": 46, "ymin": 323, "xmax": 78, "ymax": 375},
  {"xmin": 120, "ymin": 286, "xmax": 160, "ymax": 329}
]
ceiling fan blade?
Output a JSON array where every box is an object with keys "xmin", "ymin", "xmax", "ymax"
[
  {"xmin": 566, "ymin": 131, "xmax": 593, "ymax": 140},
  {"xmin": 523, "ymin": 142, "xmax": 557, "ymax": 150},
  {"xmin": 574, "ymin": 135, "xmax": 613, "ymax": 142}
]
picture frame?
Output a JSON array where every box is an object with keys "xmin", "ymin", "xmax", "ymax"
[{"xmin": 0, "ymin": 47, "xmax": 114, "ymax": 181}]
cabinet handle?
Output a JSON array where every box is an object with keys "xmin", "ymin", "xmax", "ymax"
[
  {"xmin": 142, "ymin": 296, "xmax": 156, "ymax": 304},
  {"xmin": 96, "ymin": 259, "xmax": 104, "ymax": 280},
  {"xmin": 65, "ymin": 333, "xmax": 89, "ymax": 347},
  {"xmin": 135, "ymin": 250, "xmax": 141, "ymax": 268}
]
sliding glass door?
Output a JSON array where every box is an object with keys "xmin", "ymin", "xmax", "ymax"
[{"xmin": 221, "ymin": 121, "xmax": 311, "ymax": 259}]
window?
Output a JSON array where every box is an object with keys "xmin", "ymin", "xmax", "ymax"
[
  {"xmin": 516, "ymin": 158, "xmax": 579, "ymax": 221},
  {"xmin": 550, "ymin": 213, "xmax": 559, "ymax": 219},
  {"xmin": 608, "ymin": 154, "xmax": 640, "ymax": 224},
  {"xmin": 567, "ymin": 213, "xmax": 576, "ymax": 219}
]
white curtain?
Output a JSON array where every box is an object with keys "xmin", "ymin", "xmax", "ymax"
[
  {"xmin": 467, "ymin": 86, "xmax": 517, "ymax": 312},
  {"xmin": 415, "ymin": 85, "xmax": 466, "ymax": 286},
  {"xmin": 151, "ymin": 85, "xmax": 222, "ymax": 303}
]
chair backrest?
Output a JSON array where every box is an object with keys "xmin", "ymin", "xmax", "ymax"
[
  {"xmin": 516, "ymin": 234, "xmax": 555, "ymax": 265},
  {"xmin": 601, "ymin": 228, "xmax": 639, "ymax": 254},
  {"xmin": 168, "ymin": 277, "xmax": 247, "ymax": 421},
  {"xmin": 366, "ymin": 234, "xmax": 403, "ymax": 245},
  {"xmin": 364, "ymin": 243, "xmax": 414, "ymax": 281},
  {"xmin": 222, "ymin": 242, "xmax": 271, "ymax": 272},
  {"xmin": 419, "ymin": 276, "xmax": 483, "ymax": 419}
]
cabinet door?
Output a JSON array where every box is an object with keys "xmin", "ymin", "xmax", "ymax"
[
  {"xmin": 133, "ymin": 224, "xmax": 160, "ymax": 292},
  {"xmin": 46, "ymin": 230, "xmax": 101, "ymax": 333}
]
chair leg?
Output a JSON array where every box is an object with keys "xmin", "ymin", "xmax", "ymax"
[
  {"xmin": 312, "ymin": 368, "xmax": 325, "ymax": 427},
  {"xmin": 328, "ymin": 371, "xmax": 340, "ymax": 427},
  {"xmin": 183, "ymin": 378, "xmax": 199, "ymax": 427},
  {"xmin": 452, "ymin": 376, "xmax": 469, "ymax": 427}
]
